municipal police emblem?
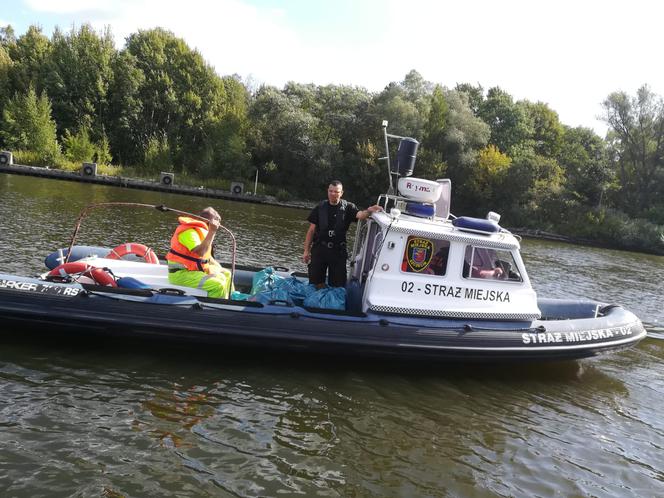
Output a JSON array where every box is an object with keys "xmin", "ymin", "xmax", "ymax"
[{"xmin": 406, "ymin": 237, "xmax": 433, "ymax": 272}]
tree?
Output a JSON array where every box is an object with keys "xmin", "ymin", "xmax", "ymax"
[
  {"xmin": 602, "ymin": 85, "xmax": 664, "ymax": 215},
  {"xmin": 557, "ymin": 126, "xmax": 612, "ymax": 207},
  {"xmin": 437, "ymin": 89, "xmax": 491, "ymax": 211},
  {"xmin": 401, "ymin": 69, "xmax": 433, "ymax": 115},
  {"xmin": 455, "ymin": 83, "xmax": 484, "ymax": 116},
  {"xmin": 523, "ymin": 101, "xmax": 564, "ymax": 158},
  {"xmin": 197, "ymin": 75, "xmax": 251, "ymax": 178},
  {"xmin": 369, "ymin": 71, "xmax": 434, "ymax": 140},
  {"xmin": 106, "ymin": 50, "xmax": 144, "ymax": 164},
  {"xmin": 371, "ymin": 86, "xmax": 422, "ymax": 140},
  {"xmin": 62, "ymin": 126, "xmax": 96, "ymax": 162},
  {"xmin": 0, "ymin": 25, "xmax": 16, "ymax": 46},
  {"xmin": 423, "ymin": 85, "xmax": 448, "ymax": 152},
  {"xmin": 248, "ymin": 85, "xmax": 322, "ymax": 195},
  {"xmin": 125, "ymin": 28, "xmax": 231, "ymax": 170},
  {"xmin": 1, "ymin": 86, "xmax": 60, "ymax": 163},
  {"xmin": 465, "ymin": 145, "xmax": 512, "ymax": 211},
  {"xmin": 6, "ymin": 25, "xmax": 51, "ymax": 96},
  {"xmin": 0, "ymin": 44, "xmax": 11, "ymax": 119},
  {"xmin": 43, "ymin": 24, "xmax": 115, "ymax": 141},
  {"xmin": 479, "ymin": 87, "xmax": 533, "ymax": 155},
  {"xmin": 499, "ymin": 147, "xmax": 565, "ymax": 225}
]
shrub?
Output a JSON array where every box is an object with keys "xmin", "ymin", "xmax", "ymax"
[
  {"xmin": 62, "ymin": 127, "xmax": 95, "ymax": 163},
  {"xmin": 275, "ymin": 188, "xmax": 291, "ymax": 202},
  {"xmin": 143, "ymin": 134, "xmax": 172, "ymax": 173}
]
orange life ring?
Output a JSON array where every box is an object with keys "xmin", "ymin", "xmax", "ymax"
[
  {"xmin": 48, "ymin": 262, "xmax": 117, "ymax": 287},
  {"xmin": 107, "ymin": 243, "xmax": 159, "ymax": 264}
]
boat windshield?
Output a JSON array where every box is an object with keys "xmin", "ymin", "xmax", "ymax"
[{"xmin": 463, "ymin": 245, "xmax": 523, "ymax": 282}]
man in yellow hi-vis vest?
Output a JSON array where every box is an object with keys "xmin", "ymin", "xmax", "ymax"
[{"xmin": 166, "ymin": 207, "xmax": 232, "ymax": 298}]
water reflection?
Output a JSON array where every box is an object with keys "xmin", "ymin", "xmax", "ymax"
[{"xmin": 2, "ymin": 331, "xmax": 663, "ymax": 496}]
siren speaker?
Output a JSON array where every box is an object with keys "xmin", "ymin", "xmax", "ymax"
[
  {"xmin": 81, "ymin": 162, "xmax": 97, "ymax": 176},
  {"xmin": 160, "ymin": 172, "xmax": 174, "ymax": 186},
  {"xmin": 0, "ymin": 151, "xmax": 12, "ymax": 165},
  {"xmin": 231, "ymin": 182, "xmax": 244, "ymax": 195}
]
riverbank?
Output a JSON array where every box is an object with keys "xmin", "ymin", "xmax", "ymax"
[
  {"xmin": 2, "ymin": 161, "xmax": 662, "ymax": 255},
  {"xmin": 0, "ymin": 162, "xmax": 315, "ymax": 210}
]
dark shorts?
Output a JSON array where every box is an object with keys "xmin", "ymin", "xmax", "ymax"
[{"xmin": 308, "ymin": 245, "xmax": 348, "ymax": 287}]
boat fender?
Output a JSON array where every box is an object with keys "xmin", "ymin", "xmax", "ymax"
[
  {"xmin": 44, "ymin": 245, "xmax": 112, "ymax": 269},
  {"xmin": 452, "ymin": 216, "xmax": 500, "ymax": 233},
  {"xmin": 405, "ymin": 202, "xmax": 435, "ymax": 218},
  {"xmin": 107, "ymin": 243, "xmax": 159, "ymax": 264},
  {"xmin": 48, "ymin": 262, "xmax": 117, "ymax": 287}
]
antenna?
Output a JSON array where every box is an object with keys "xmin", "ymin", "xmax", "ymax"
[
  {"xmin": 379, "ymin": 120, "xmax": 393, "ymax": 194},
  {"xmin": 378, "ymin": 120, "xmax": 419, "ymax": 197}
]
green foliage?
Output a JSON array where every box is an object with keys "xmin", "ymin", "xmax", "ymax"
[
  {"xmin": 602, "ymin": 85, "xmax": 664, "ymax": 216},
  {"xmin": 2, "ymin": 21, "xmax": 663, "ymax": 252},
  {"xmin": 455, "ymin": 83, "xmax": 484, "ymax": 115},
  {"xmin": 0, "ymin": 25, "xmax": 16, "ymax": 46},
  {"xmin": 62, "ymin": 126, "xmax": 95, "ymax": 162},
  {"xmin": 61, "ymin": 126, "xmax": 113, "ymax": 165},
  {"xmin": 0, "ymin": 44, "xmax": 11, "ymax": 114},
  {"xmin": 498, "ymin": 147, "xmax": 565, "ymax": 224},
  {"xmin": 143, "ymin": 134, "xmax": 172, "ymax": 173},
  {"xmin": 44, "ymin": 25, "xmax": 115, "ymax": 140},
  {"xmin": 479, "ymin": 87, "xmax": 533, "ymax": 155},
  {"xmin": 124, "ymin": 28, "xmax": 238, "ymax": 170},
  {"xmin": 248, "ymin": 85, "xmax": 322, "ymax": 194},
  {"xmin": 466, "ymin": 145, "xmax": 512, "ymax": 208},
  {"xmin": 557, "ymin": 126, "xmax": 613, "ymax": 206},
  {"xmin": 5, "ymin": 25, "xmax": 51, "ymax": 95},
  {"xmin": 1, "ymin": 86, "xmax": 60, "ymax": 164},
  {"xmin": 275, "ymin": 188, "xmax": 291, "ymax": 202},
  {"xmin": 423, "ymin": 85, "xmax": 448, "ymax": 152},
  {"xmin": 558, "ymin": 206, "xmax": 664, "ymax": 253},
  {"xmin": 523, "ymin": 101, "xmax": 564, "ymax": 157},
  {"xmin": 106, "ymin": 51, "xmax": 144, "ymax": 165},
  {"xmin": 436, "ymin": 89, "xmax": 491, "ymax": 212},
  {"xmin": 95, "ymin": 131, "xmax": 113, "ymax": 165}
]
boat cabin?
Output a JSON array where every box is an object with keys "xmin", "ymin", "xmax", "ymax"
[{"xmin": 348, "ymin": 177, "xmax": 541, "ymax": 321}]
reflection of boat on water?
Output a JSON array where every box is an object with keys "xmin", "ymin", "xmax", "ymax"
[{"xmin": 0, "ymin": 123, "xmax": 646, "ymax": 362}]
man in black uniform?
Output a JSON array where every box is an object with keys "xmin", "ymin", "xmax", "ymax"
[{"xmin": 303, "ymin": 180, "xmax": 382, "ymax": 288}]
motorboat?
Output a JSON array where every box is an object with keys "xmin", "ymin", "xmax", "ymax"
[{"xmin": 0, "ymin": 123, "xmax": 646, "ymax": 361}]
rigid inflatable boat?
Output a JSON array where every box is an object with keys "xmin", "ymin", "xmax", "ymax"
[{"xmin": 0, "ymin": 123, "xmax": 646, "ymax": 361}]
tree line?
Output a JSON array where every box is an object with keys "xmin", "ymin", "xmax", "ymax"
[{"xmin": 1, "ymin": 24, "xmax": 663, "ymax": 253}]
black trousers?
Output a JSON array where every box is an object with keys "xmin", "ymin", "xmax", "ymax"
[{"xmin": 308, "ymin": 245, "xmax": 348, "ymax": 287}]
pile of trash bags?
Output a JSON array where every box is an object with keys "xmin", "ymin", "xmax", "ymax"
[{"xmin": 231, "ymin": 267, "xmax": 346, "ymax": 310}]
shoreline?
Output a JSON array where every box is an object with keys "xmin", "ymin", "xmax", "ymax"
[
  {"xmin": 2, "ymin": 162, "xmax": 661, "ymax": 256},
  {"xmin": 0, "ymin": 162, "xmax": 314, "ymax": 210}
]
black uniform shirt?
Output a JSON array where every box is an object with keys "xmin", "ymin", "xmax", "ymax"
[{"xmin": 307, "ymin": 201, "xmax": 360, "ymax": 242}]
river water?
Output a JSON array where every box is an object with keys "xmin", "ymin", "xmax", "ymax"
[{"xmin": 0, "ymin": 173, "xmax": 663, "ymax": 497}]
